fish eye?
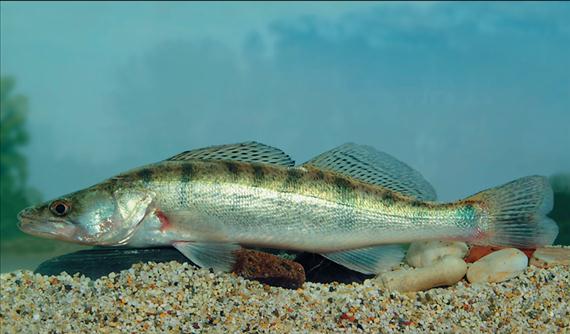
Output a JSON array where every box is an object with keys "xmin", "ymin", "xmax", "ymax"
[{"xmin": 50, "ymin": 200, "xmax": 70, "ymax": 216}]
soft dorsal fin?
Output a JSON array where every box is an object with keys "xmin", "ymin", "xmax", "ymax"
[
  {"xmin": 303, "ymin": 143, "xmax": 437, "ymax": 201},
  {"xmin": 167, "ymin": 141, "xmax": 295, "ymax": 166}
]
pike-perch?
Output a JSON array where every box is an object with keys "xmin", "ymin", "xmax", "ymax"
[{"xmin": 18, "ymin": 142, "xmax": 558, "ymax": 274}]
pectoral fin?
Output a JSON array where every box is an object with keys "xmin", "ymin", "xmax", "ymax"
[
  {"xmin": 173, "ymin": 241, "xmax": 241, "ymax": 272},
  {"xmin": 321, "ymin": 245, "xmax": 405, "ymax": 274}
]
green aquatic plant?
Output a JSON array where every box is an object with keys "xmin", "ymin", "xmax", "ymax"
[{"xmin": 0, "ymin": 76, "xmax": 40, "ymax": 241}]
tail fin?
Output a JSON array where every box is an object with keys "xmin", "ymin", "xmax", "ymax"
[{"xmin": 467, "ymin": 176, "xmax": 558, "ymax": 248}]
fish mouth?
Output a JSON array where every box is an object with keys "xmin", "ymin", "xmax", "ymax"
[
  {"xmin": 17, "ymin": 213, "xmax": 38, "ymax": 231},
  {"xmin": 17, "ymin": 213, "xmax": 76, "ymax": 241}
]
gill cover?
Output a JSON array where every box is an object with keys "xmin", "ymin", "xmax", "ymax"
[{"xmin": 77, "ymin": 188, "xmax": 153, "ymax": 245}]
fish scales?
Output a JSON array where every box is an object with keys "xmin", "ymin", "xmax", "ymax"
[{"xmin": 114, "ymin": 160, "xmax": 475, "ymax": 252}]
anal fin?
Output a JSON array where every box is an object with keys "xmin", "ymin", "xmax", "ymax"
[
  {"xmin": 173, "ymin": 241, "xmax": 241, "ymax": 272},
  {"xmin": 321, "ymin": 245, "xmax": 405, "ymax": 274}
]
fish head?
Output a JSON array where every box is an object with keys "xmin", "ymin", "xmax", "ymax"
[{"xmin": 17, "ymin": 185, "xmax": 154, "ymax": 246}]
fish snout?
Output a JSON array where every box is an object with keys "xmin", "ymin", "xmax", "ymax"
[{"xmin": 17, "ymin": 207, "xmax": 38, "ymax": 230}]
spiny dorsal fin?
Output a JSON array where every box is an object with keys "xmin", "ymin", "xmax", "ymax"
[
  {"xmin": 303, "ymin": 143, "xmax": 437, "ymax": 201},
  {"xmin": 167, "ymin": 141, "xmax": 295, "ymax": 166}
]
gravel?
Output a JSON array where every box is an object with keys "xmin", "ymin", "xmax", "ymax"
[{"xmin": 1, "ymin": 252, "xmax": 569, "ymax": 333}]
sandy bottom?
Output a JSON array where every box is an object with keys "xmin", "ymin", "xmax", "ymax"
[{"xmin": 1, "ymin": 257, "xmax": 569, "ymax": 333}]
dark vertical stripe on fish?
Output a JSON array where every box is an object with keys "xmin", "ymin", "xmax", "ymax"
[
  {"xmin": 138, "ymin": 168, "xmax": 153, "ymax": 187},
  {"xmin": 410, "ymin": 199, "xmax": 424, "ymax": 208},
  {"xmin": 225, "ymin": 161, "xmax": 239, "ymax": 176},
  {"xmin": 252, "ymin": 164, "xmax": 265, "ymax": 186},
  {"xmin": 383, "ymin": 191, "xmax": 395, "ymax": 206},
  {"xmin": 334, "ymin": 176, "xmax": 356, "ymax": 204},
  {"xmin": 331, "ymin": 176, "xmax": 358, "ymax": 228},
  {"xmin": 282, "ymin": 167, "xmax": 304, "ymax": 190},
  {"xmin": 181, "ymin": 163, "xmax": 194, "ymax": 183},
  {"xmin": 179, "ymin": 163, "xmax": 194, "ymax": 206},
  {"xmin": 313, "ymin": 169, "xmax": 325, "ymax": 181}
]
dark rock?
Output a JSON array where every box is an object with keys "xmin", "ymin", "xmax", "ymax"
[
  {"xmin": 34, "ymin": 247, "xmax": 189, "ymax": 279},
  {"xmin": 232, "ymin": 249, "xmax": 305, "ymax": 289}
]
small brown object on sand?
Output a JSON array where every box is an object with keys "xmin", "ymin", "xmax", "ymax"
[{"xmin": 232, "ymin": 249, "xmax": 306, "ymax": 289}]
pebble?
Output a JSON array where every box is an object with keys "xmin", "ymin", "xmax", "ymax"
[
  {"xmin": 467, "ymin": 248, "xmax": 528, "ymax": 284},
  {"xmin": 1, "ymin": 246, "xmax": 568, "ymax": 333},
  {"xmin": 406, "ymin": 241, "xmax": 469, "ymax": 267},
  {"xmin": 530, "ymin": 247, "xmax": 570, "ymax": 268},
  {"xmin": 378, "ymin": 256, "xmax": 467, "ymax": 292}
]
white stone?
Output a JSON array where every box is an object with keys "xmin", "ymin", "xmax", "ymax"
[
  {"xmin": 377, "ymin": 256, "xmax": 467, "ymax": 292},
  {"xmin": 467, "ymin": 248, "xmax": 528, "ymax": 284},
  {"xmin": 406, "ymin": 241, "xmax": 469, "ymax": 268},
  {"xmin": 530, "ymin": 248, "xmax": 570, "ymax": 268}
]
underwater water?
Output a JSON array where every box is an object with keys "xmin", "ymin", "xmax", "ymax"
[
  {"xmin": 2, "ymin": 1, "xmax": 569, "ymax": 271},
  {"xmin": 1, "ymin": 2, "xmax": 569, "ymax": 333}
]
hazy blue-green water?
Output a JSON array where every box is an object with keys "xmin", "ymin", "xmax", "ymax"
[{"xmin": 1, "ymin": 2, "xmax": 569, "ymax": 273}]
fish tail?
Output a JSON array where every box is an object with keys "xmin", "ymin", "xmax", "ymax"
[{"xmin": 466, "ymin": 175, "xmax": 558, "ymax": 248}]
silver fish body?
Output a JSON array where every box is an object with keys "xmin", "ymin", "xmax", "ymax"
[
  {"xmin": 125, "ymin": 160, "xmax": 476, "ymax": 253},
  {"xmin": 18, "ymin": 142, "xmax": 558, "ymax": 274}
]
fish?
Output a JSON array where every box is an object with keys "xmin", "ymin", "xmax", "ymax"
[{"xmin": 17, "ymin": 142, "xmax": 559, "ymax": 274}]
